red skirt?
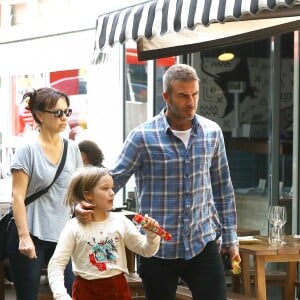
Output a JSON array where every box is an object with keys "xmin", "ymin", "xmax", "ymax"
[{"xmin": 72, "ymin": 273, "xmax": 132, "ymax": 300}]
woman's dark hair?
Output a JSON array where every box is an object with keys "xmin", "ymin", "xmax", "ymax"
[
  {"xmin": 78, "ymin": 140, "xmax": 104, "ymax": 167},
  {"xmin": 22, "ymin": 87, "xmax": 70, "ymax": 125}
]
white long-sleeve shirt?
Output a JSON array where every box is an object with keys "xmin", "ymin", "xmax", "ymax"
[{"xmin": 48, "ymin": 212, "xmax": 160, "ymax": 300}]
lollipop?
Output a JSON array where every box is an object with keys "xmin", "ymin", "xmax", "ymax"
[{"xmin": 133, "ymin": 214, "xmax": 172, "ymax": 241}]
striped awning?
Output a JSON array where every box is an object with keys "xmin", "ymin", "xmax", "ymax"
[{"xmin": 94, "ymin": 0, "xmax": 300, "ymax": 61}]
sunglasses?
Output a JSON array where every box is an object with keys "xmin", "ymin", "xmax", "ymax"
[{"xmin": 43, "ymin": 108, "xmax": 72, "ymax": 118}]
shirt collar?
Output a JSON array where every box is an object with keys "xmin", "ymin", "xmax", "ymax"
[{"xmin": 159, "ymin": 108, "xmax": 170, "ymax": 133}]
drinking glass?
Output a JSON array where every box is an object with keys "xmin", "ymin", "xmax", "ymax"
[
  {"xmin": 268, "ymin": 205, "xmax": 286, "ymax": 245},
  {"xmin": 278, "ymin": 206, "xmax": 287, "ymax": 242}
]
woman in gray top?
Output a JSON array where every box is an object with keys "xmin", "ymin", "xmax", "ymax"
[{"xmin": 7, "ymin": 87, "xmax": 83, "ymax": 300}]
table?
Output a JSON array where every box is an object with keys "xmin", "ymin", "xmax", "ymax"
[{"xmin": 239, "ymin": 236, "xmax": 300, "ymax": 300}]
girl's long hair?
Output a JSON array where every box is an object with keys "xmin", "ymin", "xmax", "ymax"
[{"xmin": 65, "ymin": 167, "xmax": 110, "ymax": 206}]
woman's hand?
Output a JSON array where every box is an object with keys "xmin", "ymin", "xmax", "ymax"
[
  {"xmin": 19, "ymin": 235, "xmax": 37, "ymax": 259},
  {"xmin": 74, "ymin": 200, "xmax": 95, "ymax": 223}
]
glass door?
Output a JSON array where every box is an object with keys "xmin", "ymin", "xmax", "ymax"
[{"xmin": 194, "ymin": 33, "xmax": 294, "ymax": 236}]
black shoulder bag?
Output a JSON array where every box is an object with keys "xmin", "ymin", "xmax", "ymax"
[{"xmin": 0, "ymin": 138, "xmax": 68, "ymax": 260}]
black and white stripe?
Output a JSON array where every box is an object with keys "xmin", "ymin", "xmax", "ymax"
[{"xmin": 95, "ymin": 0, "xmax": 296, "ymax": 51}]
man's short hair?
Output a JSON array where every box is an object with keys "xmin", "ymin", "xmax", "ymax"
[{"xmin": 163, "ymin": 64, "xmax": 200, "ymax": 94}]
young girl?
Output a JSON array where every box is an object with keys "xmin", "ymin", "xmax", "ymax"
[{"xmin": 48, "ymin": 167, "xmax": 161, "ymax": 300}]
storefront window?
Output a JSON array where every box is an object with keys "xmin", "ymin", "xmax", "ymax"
[
  {"xmin": 124, "ymin": 47, "xmax": 148, "ymax": 137},
  {"xmin": 13, "ymin": 73, "xmax": 46, "ymax": 136},
  {"xmin": 12, "ymin": 68, "xmax": 88, "ymax": 139},
  {"xmin": 123, "ymin": 45, "xmax": 175, "ymax": 209},
  {"xmin": 199, "ymin": 34, "xmax": 294, "ymax": 236},
  {"xmin": 154, "ymin": 57, "xmax": 176, "ymax": 115},
  {"xmin": 124, "ymin": 46, "xmax": 175, "ymax": 137},
  {"xmin": 11, "ymin": 2, "xmax": 27, "ymax": 26},
  {"xmin": 49, "ymin": 69, "xmax": 88, "ymax": 139}
]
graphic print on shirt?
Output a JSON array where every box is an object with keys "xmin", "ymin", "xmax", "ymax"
[{"xmin": 87, "ymin": 232, "xmax": 119, "ymax": 271}]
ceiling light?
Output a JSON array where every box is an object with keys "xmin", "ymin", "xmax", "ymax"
[{"xmin": 218, "ymin": 52, "xmax": 235, "ymax": 61}]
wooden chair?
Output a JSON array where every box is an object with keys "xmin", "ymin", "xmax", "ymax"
[
  {"xmin": 126, "ymin": 272, "xmax": 144, "ymax": 297},
  {"xmin": 295, "ymin": 281, "xmax": 300, "ymax": 299},
  {"xmin": 237, "ymin": 228, "xmax": 260, "ymax": 237},
  {"xmin": 230, "ymin": 268, "xmax": 286, "ymax": 295}
]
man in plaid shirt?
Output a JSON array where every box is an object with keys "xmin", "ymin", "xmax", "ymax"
[{"xmin": 76, "ymin": 64, "xmax": 240, "ymax": 300}]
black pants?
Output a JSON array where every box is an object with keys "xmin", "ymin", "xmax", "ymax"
[
  {"xmin": 6, "ymin": 220, "xmax": 74, "ymax": 300},
  {"xmin": 138, "ymin": 241, "xmax": 227, "ymax": 300}
]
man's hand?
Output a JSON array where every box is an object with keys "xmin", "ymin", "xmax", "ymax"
[
  {"xmin": 221, "ymin": 245, "xmax": 241, "ymax": 263},
  {"xmin": 74, "ymin": 201, "xmax": 95, "ymax": 223},
  {"xmin": 221, "ymin": 245, "xmax": 241, "ymax": 274}
]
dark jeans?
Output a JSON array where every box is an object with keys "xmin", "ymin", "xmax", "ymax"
[
  {"xmin": 6, "ymin": 220, "xmax": 74, "ymax": 300},
  {"xmin": 138, "ymin": 241, "xmax": 227, "ymax": 300}
]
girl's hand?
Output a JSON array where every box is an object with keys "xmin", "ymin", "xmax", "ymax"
[
  {"xmin": 133, "ymin": 213, "xmax": 172, "ymax": 240},
  {"xmin": 140, "ymin": 214, "xmax": 159, "ymax": 231}
]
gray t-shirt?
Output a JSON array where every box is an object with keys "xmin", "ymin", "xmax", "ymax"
[{"xmin": 11, "ymin": 138, "xmax": 83, "ymax": 242}]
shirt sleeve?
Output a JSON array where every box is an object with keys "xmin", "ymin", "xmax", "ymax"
[
  {"xmin": 110, "ymin": 129, "xmax": 142, "ymax": 193},
  {"xmin": 10, "ymin": 143, "xmax": 32, "ymax": 175},
  {"xmin": 48, "ymin": 221, "xmax": 75, "ymax": 300},
  {"xmin": 210, "ymin": 128, "xmax": 238, "ymax": 247},
  {"xmin": 122, "ymin": 216, "xmax": 161, "ymax": 257}
]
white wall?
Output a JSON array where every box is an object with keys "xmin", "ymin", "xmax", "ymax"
[
  {"xmin": 86, "ymin": 45, "xmax": 125, "ymax": 206},
  {"xmin": 0, "ymin": 1, "xmax": 145, "ymax": 205}
]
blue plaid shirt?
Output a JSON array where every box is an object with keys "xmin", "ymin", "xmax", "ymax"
[{"xmin": 111, "ymin": 109, "xmax": 238, "ymax": 260}]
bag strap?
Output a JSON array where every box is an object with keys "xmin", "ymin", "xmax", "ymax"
[{"xmin": 24, "ymin": 138, "xmax": 68, "ymax": 206}]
